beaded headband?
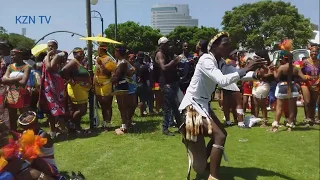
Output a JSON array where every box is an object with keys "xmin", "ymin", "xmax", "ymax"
[
  {"xmin": 207, "ymin": 32, "xmax": 229, "ymax": 52},
  {"xmin": 73, "ymin": 47, "xmax": 84, "ymax": 53}
]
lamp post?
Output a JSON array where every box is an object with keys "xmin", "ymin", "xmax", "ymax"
[
  {"xmin": 86, "ymin": 0, "xmax": 98, "ymax": 129},
  {"xmin": 114, "ymin": 0, "xmax": 118, "ymax": 40},
  {"xmin": 91, "ymin": 10, "xmax": 104, "ymax": 36}
]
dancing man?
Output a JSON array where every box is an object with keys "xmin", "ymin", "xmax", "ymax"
[{"xmin": 178, "ymin": 32, "xmax": 266, "ymax": 180}]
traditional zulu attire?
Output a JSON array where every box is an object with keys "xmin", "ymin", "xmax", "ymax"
[{"xmin": 178, "ymin": 33, "xmax": 258, "ymax": 179}]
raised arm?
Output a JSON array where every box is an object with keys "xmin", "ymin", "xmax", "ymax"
[
  {"xmin": 44, "ymin": 52, "xmax": 64, "ymax": 71},
  {"xmin": 198, "ymin": 56, "xmax": 249, "ymax": 87},
  {"xmin": 221, "ymin": 61, "xmax": 256, "ymax": 81},
  {"xmin": 155, "ymin": 51, "xmax": 179, "ymax": 71}
]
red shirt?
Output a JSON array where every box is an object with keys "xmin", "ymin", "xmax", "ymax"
[{"xmin": 243, "ymin": 81, "xmax": 253, "ymax": 95}]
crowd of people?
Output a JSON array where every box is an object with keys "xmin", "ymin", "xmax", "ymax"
[{"xmin": 0, "ymin": 30, "xmax": 319, "ymax": 179}]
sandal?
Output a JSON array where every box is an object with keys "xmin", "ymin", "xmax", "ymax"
[
  {"xmin": 269, "ymin": 121, "xmax": 279, "ymax": 132},
  {"xmin": 115, "ymin": 127, "xmax": 127, "ymax": 135},
  {"xmin": 286, "ymin": 122, "xmax": 295, "ymax": 131},
  {"xmin": 225, "ymin": 120, "xmax": 233, "ymax": 126}
]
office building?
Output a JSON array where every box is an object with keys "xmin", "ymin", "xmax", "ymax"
[{"xmin": 151, "ymin": 4, "xmax": 198, "ymax": 35}]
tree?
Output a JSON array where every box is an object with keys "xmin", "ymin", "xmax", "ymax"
[
  {"xmin": 0, "ymin": 27, "xmax": 35, "ymax": 49},
  {"xmin": 167, "ymin": 26, "xmax": 219, "ymax": 53},
  {"xmin": 0, "ymin": 26, "xmax": 6, "ymax": 34},
  {"xmin": 104, "ymin": 21, "xmax": 162, "ymax": 53},
  {"xmin": 221, "ymin": 0, "xmax": 313, "ymax": 50}
]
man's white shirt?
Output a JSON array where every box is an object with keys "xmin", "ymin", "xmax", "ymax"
[{"xmin": 179, "ymin": 53, "xmax": 254, "ymax": 118}]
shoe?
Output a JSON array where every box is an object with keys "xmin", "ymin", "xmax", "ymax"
[
  {"xmin": 225, "ymin": 121, "xmax": 233, "ymax": 126},
  {"xmin": 169, "ymin": 123, "xmax": 177, "ymax": 128},
  {"xmin": 162, "ymin": 130, "xmax": 175, "ymax": 136}
]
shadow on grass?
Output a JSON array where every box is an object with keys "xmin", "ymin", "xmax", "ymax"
[
  {"xmin": 129, "ymin": 119, "xmax": 161, "ymax": 134},
  {"xmin": 60, "ymin": 171, "xmax": 87, "ymax": 180},
  {"xmin": 59, "ymin": 171, "xmax": 71, "ymax": 179},
  {"xmin": 194, "ymin": 166, "xmax": 295, "ymax": 180},
  {"xmin": 284, "ymin": 126, "xmax": 319, "ymax": 132},
  {"xmin": 53, "ymin": 128, "xmax": 102, "ymax": 143}
]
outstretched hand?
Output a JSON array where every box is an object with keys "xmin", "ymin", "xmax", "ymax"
[{"xmin": 245, "ymin": 56, "xmax": 268, "ymax": 72}]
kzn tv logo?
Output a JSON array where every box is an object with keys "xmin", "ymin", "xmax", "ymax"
[{"xmin": 15, "ymin": 15, "xmax": 51, "ymax": 24}]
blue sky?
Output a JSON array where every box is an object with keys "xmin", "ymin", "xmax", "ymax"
[{"xmin": 1, "ymin": 0, "xmax": 319, "ymax": 53}]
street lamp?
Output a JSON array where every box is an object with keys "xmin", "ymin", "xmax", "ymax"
[
  {"xmin": 91, "ymin": 10, "xmax": 104, "ymax": 36},
  {"xmin": 91, "ymin": 0, "xmax": 98, "ymax": 5},
  {"xmin": 114, "ymin": 0, "xmax": 118, "ymax": 40},
  {"xmin": 86, "ymin": 0, "xmax": 97, "ymax": 129}
]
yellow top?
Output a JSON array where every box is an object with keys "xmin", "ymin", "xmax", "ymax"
[
  {"xmin": 95, "ymin": 55, "xmax": 116, "ymax": 77},
  {"xmin": 94, "ymin": 55, "xmax": 115, "ymax": 96}
]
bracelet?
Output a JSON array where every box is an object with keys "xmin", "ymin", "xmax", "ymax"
[{"xmin": 38, "ymin": 172, "xmax": 45, "ymax": 180}]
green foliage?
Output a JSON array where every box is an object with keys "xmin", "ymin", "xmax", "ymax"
[
  {"xmin": 0, "ymin": 26, "xmax": 6, "ymax": 34},
  {"xmin": 222, "ymin": 0, "xmax": 313, "ymax": 50},
  {"xmin": 0, "ymin": 26, "xmax": 35, "ymax": 49},
  {"xmin": 167, "ymin": 26, "xmax": 219, "ymax": 52},
  {"xmin": 104, "ymin": 21, "xmax": 162, "ymax": 53}
]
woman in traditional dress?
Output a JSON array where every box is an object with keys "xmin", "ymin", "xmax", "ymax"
[
  {"xmin": 271, "ymin": 50, "xmax": 307, "ymax": 131},
  {"xmin": 2, "ymin": 48, "xmax": 31, "ymax": 131},
  {"xmin": 94, "ymin": 43, "xmax": 116, "ymax": 130},
  {"xmin": 221, "ymin": 54, "xmax": 246, "ymax": 127},
  {"xmin": 25, "ymin": 53, "xmax": 41, "ymax": 112},
  {"xmin": 38, "ymin": 40, "xmax": 67, "ymax": 138},
  {"xmin": 178, "ymin": 32, "xmax": 264, "ymax": 180},
  {"xmin": 0, "ymin": 120, "xmax": 60, "ymax": 180},
  {"xmin": 301, "ymin": 46, "xmax": 320, "ymax": 125},
  {"xmin": 126, "ymin": 50, "xmax": 138, "ymax": 126},
  {"xmin": 252, "ymin": 50, "xmax": 273, "ymax": 127},
  {"xmin": 0, "ymin": 50, "xmax": 9, "ymax": 127},
  {"xmin": 17, "ymin": 111, "xmax": 66, "ymax": 180},
  {"xmin": 112, "ymin": 45, "xmax": 135, "ymax": 135},
  {"xmin": 62, "ymin": 48, "xmax": 92, "ymax": 134},
  {"xmin": 242, "ymin": 59, "xmax": 255, "ymax": 115}
]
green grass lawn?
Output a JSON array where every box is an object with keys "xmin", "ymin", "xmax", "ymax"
[{"xmin": 50, "ymin": 102, "xmax": 320, "ymax": 180}]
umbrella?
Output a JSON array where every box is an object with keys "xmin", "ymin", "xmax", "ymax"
[
  {"xmin": 32, "ymin": 44, "xmax": 47, "ymax": 57},
  {"xmin": 79, "ymin": 36, "xmax": 122, "ymax": 44}
]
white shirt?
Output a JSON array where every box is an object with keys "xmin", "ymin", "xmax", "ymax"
[
  {"xmin": 219, "ymin": 59, "xmax": 240, "ymax": 92},
  {"xmin": 179, "ymin": 53, "xmax": 254, "ymax": 118}
]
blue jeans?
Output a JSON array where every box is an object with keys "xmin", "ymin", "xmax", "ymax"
[{"xmin": 160, "ymin": 83, "xmax": 181, "ymax": 131}]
